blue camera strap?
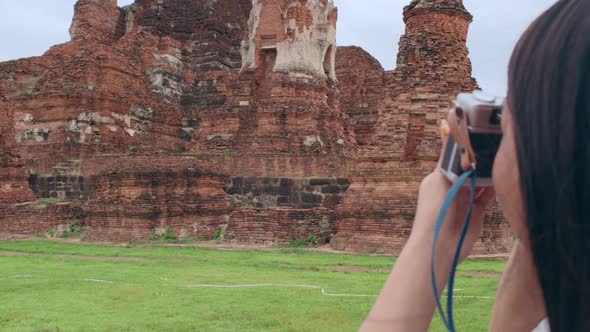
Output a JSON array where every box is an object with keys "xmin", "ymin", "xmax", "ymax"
[{"xmin": 431, "ymin": 170, "xmax": 476, "ymax": 332}]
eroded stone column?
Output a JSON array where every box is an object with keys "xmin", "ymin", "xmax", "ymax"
[{"xmin": 69, "ymin": 0, "xmax": 119, "ymax": 43}]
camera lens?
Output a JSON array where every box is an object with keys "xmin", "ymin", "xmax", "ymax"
[
  {"xmin": 489, "ymin": 108, "xmax": 502, "ymax": 125},
  {"xmin": 469, "ymin": 133, "xmax": 502, "ymax": 178}
]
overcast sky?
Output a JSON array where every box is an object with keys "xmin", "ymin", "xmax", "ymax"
[{"xmin": 0, "ymin": 0, "xmax": 556, "ymax": 96}]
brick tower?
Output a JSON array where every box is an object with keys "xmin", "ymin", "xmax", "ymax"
[
  {"xmin": 333, "ymin": 0, "xmax": 488, "ymax": 253},
  {"xmin": 392, "ymin": 0, "xmax": 477, "ymax": 93},
  {"xmin": 378, "ymin": 0, "xmax": 479, "ymax": 161},
  {"xmin": 69, "ymin": 0, "xmax": 119, "ymax": 43}
]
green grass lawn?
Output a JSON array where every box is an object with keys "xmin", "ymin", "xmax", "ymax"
[{"xmin": 0, "ymin": 240, "xmax": 505, "ymax": 331}]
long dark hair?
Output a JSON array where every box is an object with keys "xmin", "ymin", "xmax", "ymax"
[{"xmin": 508, "ymin": 0, "xmax": 590, "ymax": 331}]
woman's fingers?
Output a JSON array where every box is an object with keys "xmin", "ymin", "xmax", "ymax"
[
  {"xmin": 474, "ymin": 187, "xmax": 496, "ymax": 210},
  {"xmin": 437, "ymin": 119, "xmax": 450, "ymax": 168}
]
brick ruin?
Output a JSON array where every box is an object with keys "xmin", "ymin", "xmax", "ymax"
[{"xmin": 0, "ymin": 0, "xmax": 512, "ymax": 253}]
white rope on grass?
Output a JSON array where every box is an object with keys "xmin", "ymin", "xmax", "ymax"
[
  {"xmin": 450, "ymin": 295, "xmax": 495, "ymax": 300},
  {"xmin": 186, "ymin": 284, "xmax": 496, "ymax": 300},
  {"xmin": 0, "ymin": 275, "xmax": 32, "ymax": 280},
  {"xmin": 185, "ymin": 283, "xmax": 377, "ymax": 297},
  {"xmin": 84, "ymin": 278, "xmax": 117, "ymax": 284},
  {"xmin": 1, "ymin": 275, "xmax": 496, "ymax": 299}
]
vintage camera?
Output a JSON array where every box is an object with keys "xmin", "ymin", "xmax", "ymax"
[{"xmin": 440, "ymin": 91, "xmax": 504, "ymax": 187}]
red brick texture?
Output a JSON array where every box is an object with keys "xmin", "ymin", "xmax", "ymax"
[
  {"xmin": 332, "ymin": 0, "xmax": 510, "ymax": 254},
  {"xmin": 0, "ymin": 0, "xmax": 511, "ymax": 254}
]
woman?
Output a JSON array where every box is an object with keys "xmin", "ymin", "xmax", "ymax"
[{"xmin": 360, "ymin": 0, "xmax": 590, "ymax": 331}]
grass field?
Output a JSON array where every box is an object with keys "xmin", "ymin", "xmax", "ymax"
[{"xmin": 0, "ymin": 240, "xmax": 506, "ymax": 331}]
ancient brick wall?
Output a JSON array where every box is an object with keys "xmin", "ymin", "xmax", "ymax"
[
  {"xmin": 0, "ymin": 0, "xmax": 511, "ymax": 253},
  {"xmin": 226, "ymin": 208, "xmax": 335, "ymax": 245},
  {"xmin": 336, "ymin": 46, "xmax": 385, "ymax": 146},
  {"xmin": 0, "ymin": 203, "xmax": 85, "ymax": 237},
  {"xmin": 81, "ymin": 157, "xmax": 229, "ymax": 242},
  {"xmin": 27, "ymin": 160, "xmax": 94, "ymax": 200},
  {"xmin": 0, "ymin": 94, "xmax": 35, "ymax": 204},
  {"xmin": 333, "ymin": 0, "xmax": 510, "ymax": 254},
  {"xmin": 225, "ymin": 176, "xmax": 350, "ymax": 209},
  {"xmin": 127, "ymin": 0, "xmax": 252, "ymax": 71},
  {"xmin": 0, "ymin": 95, "xmax": 12, "ymax": 148}
]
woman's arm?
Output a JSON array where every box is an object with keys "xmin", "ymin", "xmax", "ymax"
[
  {"xmin": 359, "ymin": 229, "xmax": 454, "ymax": 331},
  {"xmin": 489, "ymin": 240, "xmax": 546, "ymax": 332},
  {"xmin": 361, "ymin": 123, "xmax": 496, "ymax": 331}
]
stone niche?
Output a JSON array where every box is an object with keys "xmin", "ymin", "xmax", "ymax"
[{"xmin": 242, "ymin": 0, "xmax": 338, "ymax": 79}]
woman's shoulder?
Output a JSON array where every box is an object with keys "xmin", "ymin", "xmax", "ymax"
[{"xmin": 532, "ymin": 319, "xmax": 550, "ymax": 332}]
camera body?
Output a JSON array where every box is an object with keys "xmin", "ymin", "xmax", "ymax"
[{"xmin": 440, "ymin": 91, "xmax": 504, "ymax": 187}]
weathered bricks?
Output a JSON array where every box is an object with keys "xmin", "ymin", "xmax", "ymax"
[
  {"xmin": 0, "ymin": 0, "xmax": 511, "ymax": 254},
  {"xmin": 333, "ymin": 0, "xmax": 510, "ymax": 254}
]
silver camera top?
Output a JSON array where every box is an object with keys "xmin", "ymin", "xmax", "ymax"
[
  {"xmin": 441, "ymin": 90, "xmax": 505, "ymax": 186},
  {"xmin": 454, "ymin": 91, "xmax": 505, "ymax": 134}
]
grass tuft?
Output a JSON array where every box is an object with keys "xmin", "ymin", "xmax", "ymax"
[
  {"xmin": 61, "ymin": 224, "xmax": 88, "ymax": 239},
  {"xmin": 38, "ymin": 198, "xmax": 63, "ymax": 205}
]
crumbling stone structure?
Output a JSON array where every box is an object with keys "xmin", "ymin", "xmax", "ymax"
[
  {"xmin": 335, "ymin": 46, "xmax": 385, "ymax": 146},
  {"xmin": 70, "ymin": 0, "xmax": 120, "ymax": 44},
  {"xmin": 242, "ymin": 0, "xmax": 338, "ymax": 79},
  {"xmin": 0, "ymin": 0, "xmax": 511, "ymax": 253},
  {"xmin": 0, "ymin": 94, "xmax": 35, "ymax": 204},
  {"xmin": 332, "ymin": 0, "xmax": 510, "ymax": 253}
]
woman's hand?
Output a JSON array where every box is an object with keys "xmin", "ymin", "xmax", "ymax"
[
  {"xmin": 411, "ymin": 120, "xmax": 496, "ymax": 262},
  {"xmin": 360, "ymin": 120, "xmax": 497, "ymax": 332}
]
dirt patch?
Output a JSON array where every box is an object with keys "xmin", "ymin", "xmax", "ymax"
[
  {"xmin": 283, "ymin": 264, "xmax": 502, "ymax": 277},
  {"xmin": 0, "ymin": 251, "xmax": 199, "ymax": 264},
  {"xmin": 277, "ymin": 264, "xmax": 390, "ymax": 273},
  {"xmin": 320, "ymin": 266, "xmax": 502, "ymax": 277},
  {"xmin": 0, "ymin": 238, "xmax": 510, "ymax": 259},
  {"xmin": 457, "ymin": 271, "xmax": 502, "ymax": 278},
  {"xmin": 469, "ymin": 254, "xmax": 510, "ymax": 259},
  {"xmin": 0, "ymin": 251, "xmax": 148, "ymax": 262},
  {"xmin": 0, "ymin": 251, "xmax": 503, "ymax": 277},
  {"xmin": 315, "ymin": 265, "xmax": 389, "ymax": 273}
]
